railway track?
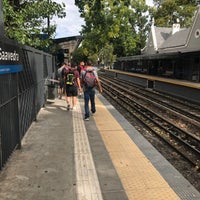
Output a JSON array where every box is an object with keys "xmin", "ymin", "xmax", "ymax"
[
  {"xmin": 100, "ymin": 74, "xmax": 200, "ymax": 135},
  {"xmin": 99, "ymin": 74, "xmax": 200, "ymax": 170},
  {"xmin": 101, "ymin": 74, "xmax": 200, "ymax": 126}
]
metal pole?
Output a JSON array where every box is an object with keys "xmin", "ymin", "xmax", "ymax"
[
  {"xmin": 47, "ymin": 0, "xmax": 50, "ymax": 37},
  {"xmin": 0, "ymin": 0, "xmax": 4, "ymax": 36}
]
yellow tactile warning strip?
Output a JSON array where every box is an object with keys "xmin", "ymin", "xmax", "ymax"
[
  {"xmin": 94, "ymin": 97, "xmax": 180, "ymax": 200},
  {"xmin": 109, "ymin": 69, "xmax": 200, "ymax": 89}
]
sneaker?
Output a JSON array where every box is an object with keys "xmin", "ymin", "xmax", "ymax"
[
  {"xmin": 90, "ymin": 112, "xmax": 95, "ymax": 116},
  {"xmin": 85, "ymin": 117, "xmax": 89, "ymax": 121},
  {"xmin": 71, "ymin": 106, "xmax": 76, "ymax": 110},
  {"xmin": 78, "ymin": 92, "xmax": 82, "ymax": 98},
  {"xmin": 67, "ymin": 104, "xmax": 70, "ymax": 111}
]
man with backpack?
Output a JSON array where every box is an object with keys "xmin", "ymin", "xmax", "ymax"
[
  {"xmin": 80, "ymin": 60, "xmax": 103, "ymax": 121},
  {"xmin": 64, "ymin": 63, "xmax": 82, "ymax": 110}
]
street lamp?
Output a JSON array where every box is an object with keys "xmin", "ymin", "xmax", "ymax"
[{"xmin": 0, "ymin": 0, "xmax": 4, "ymax": 36}]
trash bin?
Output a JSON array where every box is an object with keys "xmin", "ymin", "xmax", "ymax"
[{"xmin": 47, "ymin": 84, "xmax": 57, "ymax": 100}]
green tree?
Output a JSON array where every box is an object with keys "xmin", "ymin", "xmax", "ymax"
[
  {"xmin": 75, "ymin": 0, "xmax": 150, "ymax": 61},
  {"xmin": 3, "ymin": 0, "xmax": 66, "ymax": 51},
  {"xmin": 99, "ymin": 43, "xmax": 116, "ymax": 68},
  {"xmin": 152, "ymin": 0, "xmax": 198, "ymax": 27},
  {"xmin": 111, "ymin": 0, "xmax": 150, "ymax": 56},
  {"xmin": 72, "ymin": 46, "xmax": 87, "ymax": 65}
]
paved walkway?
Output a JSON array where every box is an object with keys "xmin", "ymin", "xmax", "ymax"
[
  {"xmin": 0, "ymin": 95, "xmax": 127, "ymax": 200},
  {"xmin": 1, "ymin": 94, "xmax": 200, "ymax": 200},
  {"xmin": 0, "ymin": 98, "xmax": 76, "ymax": 200}
]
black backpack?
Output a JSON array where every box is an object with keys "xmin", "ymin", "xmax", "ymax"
[{"xmin": 66, "ymin": 69, "xmax": 75, "ymax": 86}]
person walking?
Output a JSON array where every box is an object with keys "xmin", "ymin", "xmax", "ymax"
[
  {"xmin": 57, "ymin": 62, "xmax": 67, "ymax": 99},
  {"xmin": 77, "ymin": 61, "xmax": 85, "ymax": 77},
  {"xmin": 64, "ymin": 63, "xmax": 82, "ymax": 110},
  {"xmin": 80, "ymin": 61, "xmax": 103, "ymax": 121}
]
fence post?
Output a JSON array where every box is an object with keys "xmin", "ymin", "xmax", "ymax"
[
  {"xmin": 0, "ymin": 0, "xmax": 4, "ymax": 168},
  {"xmin": 0, "ymin": 0, "xmax": 4, "ymax": 37},
  {"xmin": 0, "ymin": 129, "xmax": 2, "ymax": 170},
  {"xmin": 17, "ymin": 73, "xmax": 22, "ymax": 149}
]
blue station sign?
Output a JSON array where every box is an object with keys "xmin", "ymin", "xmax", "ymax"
[{"xmin": 0, "ymin": 41, "xmax": 23, "ymax": 74}]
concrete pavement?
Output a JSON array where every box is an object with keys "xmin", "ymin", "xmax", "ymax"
[{"xmin": 0, "ymin": 98, "xmax": 76, "ymax": 200}]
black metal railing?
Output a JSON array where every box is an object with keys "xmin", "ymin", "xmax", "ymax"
[{"xmin": 0, "ymin": 42, "xmax": 55, "ymax": 170}]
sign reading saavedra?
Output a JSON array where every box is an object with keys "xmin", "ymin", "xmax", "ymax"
[{"xmin": 0, "ymin": 41, "xmax": 23, "ymax": 74}]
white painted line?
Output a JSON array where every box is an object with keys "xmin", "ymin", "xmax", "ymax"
[{"xmin": 72, "ymin": 100, "xmax": 103, "ymax": 200}]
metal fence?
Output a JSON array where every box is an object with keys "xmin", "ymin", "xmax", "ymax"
[{"xmin": 0, "ymin": 38, "xmax": 55, "ymax": 170}]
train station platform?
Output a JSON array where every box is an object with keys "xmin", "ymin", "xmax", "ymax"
[{"xmin": 0, "ymin": 93, "xmax": 200, "ymax": 200}]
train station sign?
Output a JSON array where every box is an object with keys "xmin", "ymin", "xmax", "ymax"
[{"xmin": 0, "ymin": 40, "xmax": 23, "ymax": 74}]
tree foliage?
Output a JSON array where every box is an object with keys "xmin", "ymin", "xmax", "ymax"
[
  {"xmin": 152, "ymin": 0, "xmax": 198, "ymax": 27},
  {"xmin": 72, "ymin": 46, "xmax": 88, "ymax": 65},
  {"xmin": 74, "ymin": 0, "xmax": 199, "ymax": 66},
  {"xmin": 75, "ymin": 0, "xmax": 150, "ymax": 66},
  {"xmin": 3, "ymin": 0, "xmax": 66, "ymax": 51}
]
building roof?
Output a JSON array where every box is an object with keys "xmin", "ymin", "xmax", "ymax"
[
  {"xmin": 159, "ymin": 28, "xmax": 190, "ymax": 49},
  {"xmin": 53, "ymin": 35, "xmax": 83, "ymax": 44},
  {"xmin": 143, "ymin": 6, "xmax": 200, "ymax": 55},
  {"xmin": 155, "ymin": 27, "xmax": 171, "ymax": 48}
]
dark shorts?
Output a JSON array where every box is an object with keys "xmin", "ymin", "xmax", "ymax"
[
  {"xmin": 65, "ymin": 85, "xmax": 78, "ymax": 97},
  {"xmin": 59, "ymin": 80, "xmax": 65, "ymax": 88}
]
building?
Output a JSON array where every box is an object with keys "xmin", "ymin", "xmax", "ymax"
[
  {"xmin": 115, "ymin": 6, "xmax": 200, "ymax": 82},
  {"xmin": 142, "ymin": 7, "xmax": 200, "ymax": 55},
  {"xmin": 54, "ymin": 35, "xmax": 83, "ymax": 65}
]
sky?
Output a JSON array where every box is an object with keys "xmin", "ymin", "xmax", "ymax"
[
  {"xmin": 53, "ymin": 0, "xmax": 84, "ymax": 38},
  {"xmin": 53, "ymin": 0, "xmax": 153, "ymax": 39}
]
